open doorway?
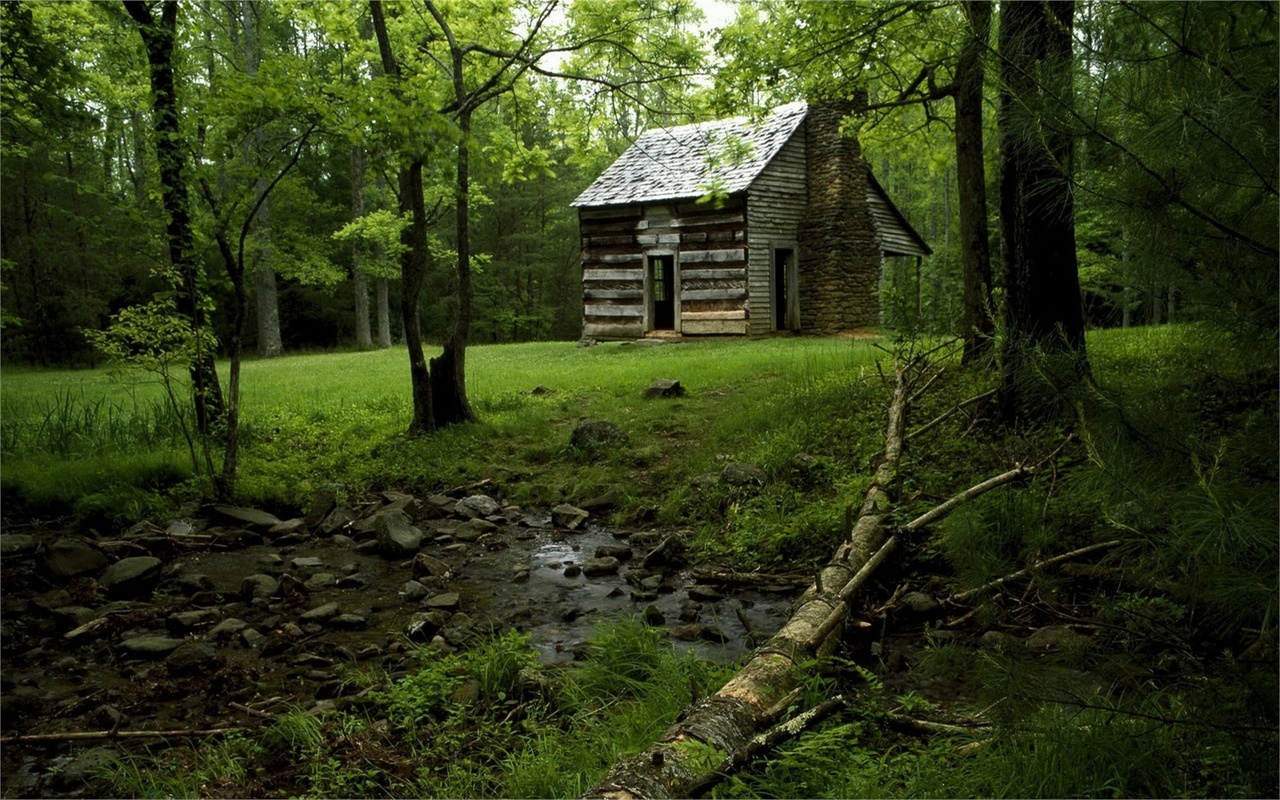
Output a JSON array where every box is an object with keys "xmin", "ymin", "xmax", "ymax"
[
  {"xmin": 773, "ymin": 246, "xmax": 797, "ymax": 331},
  {"xmin": 649, "ymin": 254, "xmax": 675, "ymax": 330}
]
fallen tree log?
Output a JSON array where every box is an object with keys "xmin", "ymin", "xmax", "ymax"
[
  {"xmin": 584, "ymin": 359, "xmax": 913, "ymax": 799},
  {"xmin": 586, "ymin": 353, "xmax": 1069, "ymax": 799}
]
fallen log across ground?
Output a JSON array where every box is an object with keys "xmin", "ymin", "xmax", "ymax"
[{"xmin": 585, "ymin": 352, "xmax": 1066, "ymax": 799}]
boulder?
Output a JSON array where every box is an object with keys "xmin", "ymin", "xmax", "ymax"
[
  {"xmin": 320, "ymin": 504, "xmax": 356, "ymax": 535},
  {"xmin": 299, "ymin": 602, "xmax": 340, "ymax": 622},
  {"xmin": 240, "ymin": 573, "xmax": 280, "ymax": 600},
  {"xmin": 120, "ymin": 636, "xmax": 185, "ymax": 658},
  {"xmin": 579, "ymin": 486, "xmax": 623, "ymax": 511},
  {"xmin": 303, "ymin": 573, "xmax": 335, "ymax": 591},
  {"xmin": 454, "ymin": 495, "xmax": 500, "ymax": 520},
  {"xmin": 268, "ymin": 518, "xmax": 307, "ymax": 537},
  {"xmin": 210, "ymin": 618, "xmax": 249, "ymax": 639},
  {"xmin": 405, "ymin": 611, "xmax": 449, "ymax": 642},
  {"xmin": 595, "ymin": 544, "xmax": 633, "ymax": 561},
  {"xmin": 642, "ymin": 378, "xmax": 686, "ymax": 399},
  {"xmin": 899, "ymin": 591, "xmax": 940, "ymax": 615},
  {"xmin": 454, "ymin": 518, "xmax": 498, "ymax": 542},
  {"xmin": 209, "ymin": 504, "xmax": 281, "ymax": 530},
  {"xmin": 720, "ymin": 462, "xmax": 767, "ymax": 486},
  {"xmin": 425, "ymin": 592, "xmax": 461, "ymax": 611},
  {"xmin": 0, "ymin": 533, "xmax": 37, "ymax": 558},
  {"xmin": 99, "ymin": 556, "xmax": 163, "ymax": 598},
  {"xmin": 571, "ymin": 420, "xmax": 626, "ymax": 450},
  {"xmin": 413, "ymin": 553, "xmax": 452, "ymax": 580},
  {"xmin": 43, "ymin": 538, "xmax": 107, "ymax": 578},
  {"xmin": 290, "ymin": 556, "xmax": 325, "ymax": 571},
  {"xmin": 402, "ymin": 580, "xmax": 430, "ymax": 601},
  {"xmin": 375, "ymin": 510, "xmax": 423, "ymax": 557},
  {"xmin": 330, "ymin": 614, "xmax": 368, "ymax": 629},
  {"xmin": 582, "ymin": 556, "xmax": 621, "ymax": 577},
  {"xmin": 552, "ymin": 504, "xmax": 590, "ymax": 530},
  {"xmin": 687, "ymin": 585, "xmax": 724, "ymax": 602},
  {"xmin": 166, "ymin": 642, "xmax": 219, "ymax": 674},
  {"xmin": 304, "ymin": 487, "xmax": 338, "ymax": 528}
]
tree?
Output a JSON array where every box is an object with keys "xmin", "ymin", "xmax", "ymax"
[
  {"xmin": 122, "ymin": 0, "xmax": 224, "ymax": 435},
  {"xmin": 996, "ymin": 0, "xmax": 1087, "ymax": 420}
]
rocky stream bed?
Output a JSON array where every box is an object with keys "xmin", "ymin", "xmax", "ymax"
[{"xmin": 0, "ymin": 484, "xmax": 805, "ymax": 797}]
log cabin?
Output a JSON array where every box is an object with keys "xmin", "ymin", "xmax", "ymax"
[{"xmin": 572, "ymin": 100, "xmax": 931, "ymax": 339}]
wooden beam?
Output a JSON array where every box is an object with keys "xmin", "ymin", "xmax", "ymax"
[
  {"xmin": 680, "ymin": 249, "xmax": 747, "ymax": 264},
  {"xmin": 583, "ymin": 268, "xmax": 643, "ymax": 282},
  {"xmin": 682, "ymin": 288, "xmax": 747, "ymax": 301},
  {"xmin": 584, "ymin": 304, "xmax": 643, "ymax": 318},
  {"xmin": 681, "ymin": 310, "xmax": 747, "ymax": 321},
  {"xmin": 683, "ymin": 319, "xmax": 748, "ymax": 335},
  {"xmin": 679, "ymin": 268, "xmax": 747, "ymax": 281},
  {"xmin": 584, "ymin": 289, "xmax": 644, "ymax": 300}
]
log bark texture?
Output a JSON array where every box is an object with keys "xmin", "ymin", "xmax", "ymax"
[{"xmin": 584, "ymin": 363, "xmax": 911, "ymax": 799}]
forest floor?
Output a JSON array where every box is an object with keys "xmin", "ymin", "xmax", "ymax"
[{"xmin": 1, "ymin": 331, "xmax": 1275, "ymax": 798}]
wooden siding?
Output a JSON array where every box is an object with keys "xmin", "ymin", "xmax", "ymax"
[
  {"xmin": 580, "ymin": 197, "xmax": 750, "ymax": 339},
  {"xmin": 745, "ymin": 120, "xmax": 808, "ymax": 334},
  {"xmin": 867, "ymin": 183, "xmax": 931, "ymax": 258}
]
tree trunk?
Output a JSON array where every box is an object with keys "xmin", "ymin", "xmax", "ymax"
[
  {"xmin": 428, "ymin": 57, "xmax": 477, "ymax": 427},
  {"xmin": 957, "ymin": 0, "xmax": 993, "ymax": 364},
  {"xmin": 242, "ymin": 2, "xmax": 282, "ymax": 360},
  {"xmin": 350, "ymin": 146, "xmax": 373, "ymax": 350},
  {"xmin": 123, "ymin": 0, "xmax": 224, "ymax": 436},
  {"xmin": 370, "ymin": 0, "xmax": 433, "ymax": 434},
  {"xmin": 585, "ymin": 364, "xmax": 911, "ymax": 799},
  {"xmin": 375, "ymin": 274, "xmax": 392, "ymax": 348},
  {"xmin": 997, "ymin": 0, "xmax": 1087, "ymax": 420}
]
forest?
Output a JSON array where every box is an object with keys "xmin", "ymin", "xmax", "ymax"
[{"xmin": 0, "ymin": 1, "xmax": 1276, "ymax": 798}]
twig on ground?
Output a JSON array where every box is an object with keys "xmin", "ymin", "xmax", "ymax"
[
  {"xmin": 0, "ymin": 727, "xmax": 246, "ymax": 744},
  {"xmin": 908, "ymin": 388, "xmax": 997, "ymax": 440},
  {"xmin": 945, "ymin": 539, "xmax": 1124, "ymax": 605}
]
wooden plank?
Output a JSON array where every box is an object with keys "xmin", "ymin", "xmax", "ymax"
[
  {"xmin": 588, "ymin": 234, "xmax": 635, "ymax": 246},
  {"xmin": 681, "ymin": 310, "xmax": 747, "ymax": 321},
  {"xmin": 679, "ymin": 268, "xmax": 746, "ymax": 281},
  {"xmin": 669, "ymin": 213, "xmax": 745, "ymax": 228},
  {"xmin": 636, "ymin": 233, "xmax": 681, "ymax": 246},
  {"xmin": 583, "ymin": 268, "xmax": 643, "ymax": 282},
  {"xmin": 585, "ymin": 253, "xmax": 643, "ymax": 265},
  {"xmin": 683, "ymin": 319, "xmax": 749, "ymax": 335},
  {"xmin": 681, "ymin": 249, "xmax": 746, "ymax": 264},
  {"xmin": 682, "ymin": 288, "xmax": 748, "ymax": 301},
  {"xmin": 580, "ymin": 206, "xmax": 641, "ymax": 220},
  {"xmin": 584, "ymin": 304, "xmax": 644, "ymax": 318},
  {"xmin": 584, "ymin": 288, "xmax": 644, "ymax": 300}
]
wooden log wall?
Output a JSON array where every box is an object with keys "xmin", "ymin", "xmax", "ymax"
[
  {"xmin": 745, "ymin": 122, "xmax": 808, "ymax": 335},
  {"xmin": 580, "ymin": 197, "xmax": 750, "ymax": 338}
]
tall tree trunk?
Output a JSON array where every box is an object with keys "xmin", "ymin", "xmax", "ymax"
[
  {"xmin": 375, "ymin": 274, "xmax": 392, "ymax": 348},
  {"xmin": 350, "ymin": 145, "xmax": 373, "ymax": 350},
  {"xmin": 997, "ymin": 0, "xmax": 1086, "ymax": 420},
  {"xmin": 123, "ymin": 0, "xmax": 224, "ymax": 436},
  {"xmin": 242, "ymin": 1, "xmax": 282, "ymax": 359},
  {"xmin": 370, "ymin": 0, "xmax": 433, "ymax": 434},
  {"xmin": 429, "ymin": 105, "xmax": 476, "ymax": 427},
  {"xmin": 957, "ymin": 0, "xmax": 994, "ymax": 364}
]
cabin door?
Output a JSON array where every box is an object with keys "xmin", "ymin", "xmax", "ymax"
[
  {"xmin": 649, "ymin": 254, "xmax": 675, "ymax": 330},
  {"xmin": 774, "ymin": 247, "xmax": 798, "ymax": 331}
]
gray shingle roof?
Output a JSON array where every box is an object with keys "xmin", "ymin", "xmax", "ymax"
[{"xmin": 571, "ymin": 102, "xmax": 808, "ymax": 207}]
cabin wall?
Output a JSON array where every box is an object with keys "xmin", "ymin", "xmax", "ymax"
[
  {"xmin": 798, "ymin": 101, "xmax": 882, "ymax": 333},
  {"xmin": 745, "ymin": 122, "xmax": 808, "ymax": 334},
  {"xmin": 580, "ymin": 197, "xmax": 749, "ymax": 339}
]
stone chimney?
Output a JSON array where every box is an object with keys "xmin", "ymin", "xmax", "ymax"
[{"xmin": 798, "ymin": 99, "xmax": 881, "ymax": 333}]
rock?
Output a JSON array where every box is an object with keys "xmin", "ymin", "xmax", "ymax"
[
  {"xmin": 120, "ymin": 636, "xmax": 185, "ymax": 658},
  {"xmin": 402, "ymin": 580, "xmax": 430, "ymax": 601},
  {"xmin": 642, "ymin": 604, "xmax": 665, "ymax": 626},
  {"xmin": 210, "ymin": 618, "xmax": 249, "ymax": 639},
  {"xmin": 571, "ymin": 420, "xmax": 627, "ymax": 450},
  {"xmin": 337, "ymin": 573, "xmax": 371, "ymax": 588},
  {"xmin": 425, "ymin": 592, "xmax": 460, "ymax": 611},
  {"xmin": 320, "ymin": 504, "xmax": 356, "ymax": 535},
  {"xmin": 167, "ymin": 610, "xmax": 216, "ymax": 633},
  {"xmin": 166, "ymin": 642, "xmax": 219, "ymax": 674},
  {"xmin": 563, "ymin": 564, "xmax": 582, "ymax": 578},
  {"xmin": 979, "ymin": 630, "xmax": 1018, "ymax": 651},
  {"xmin": 529, "ymin": 384, "xmax": 553, "ymax": 395},
  {"xmin": 99, "ymin": 556, "xmax": 163, "ymax": 598},
  {"xmin": 579, "ymin": 486, "xmax": 623, "ymax": 511},
  {"xmin": 412, "ymin": 553, "xmax": 451, "ymax": 580},
  {"xmin": 175, "ymin": 573, "xmax": 214, "ymax": 594},
  {"xmin": 425, "ymin": 494, "xmax": 456, "ymax": 515},
  {"xmin": 450, "ymin": 678, "xmax": 482, "ymax": 706},
  {"xmin": 679, "ymin": 599, "xmax": 701, "ymax": 622},
  {"xmin": 375, "ymin": 510, "xmax": 423, "ymax": 557},
  {"xmin": 330, "ymin": 534, "xmax": 357, "ymax": 548},
  {"xmin": 50, "ymin": 747, "xmax": 118, "ymax": 790},
  {"xmin": 642, "ymin": 378, "xmax": 686, "ymax": 399},
  {"xmin": 351, "ymin": 497, "xmax": 418, "ymax": 534},
  {"xmin": 582, "ymin": 556, "xmax": 621, "ymax": 577},
  {"xmin": 330, "ymin": 614, "xmax": 368, "ymax": 629},
  {"xmin": 899, "ymin": 591, "xmax": 940, "ymax": 615},
  {"xmin": 52, "ymin": 606, "xmax": 97, "ymax": 627},
  {"xmin": 259, "ymin": 553, "xmax": 284, "ymax": 567},
  {"xmin": 454, "ymin": 495, "xmax": 500, "ymax": 519},
  {"xmin": 595, "ymin": 545, "xmax": 633, "ymax": 561},
  {"xmin": 631, "ymin": 590, "xmax": 659, "ymax": 603},
  {"xmin": 210, "ymin": 504, "xmax": 281, "ymax": 530},
  {"xmin": 687, "ymin": 585, "xmax": 724, "ymax": 602},
  {"xmin": 240, "ymin": 573, "xmax": 279, "ymax": 600},
  {"xmin": 671, "ymin": 623, "xmax": 703, "ymax": 641},
  {"xmin": 720, "ymin": 462, "xmax": 766, "ymax": 486},
  {"xmin": 214, "ymin": 528, "xmax": 262, "ymax": 548},
  {"xmin": 241, "ymin": 628, "xmax": 266, "ymax": 648},
  {"xmin": 290, "ymin": 556, "xmax": 326, "ymax": 571},
  {"xmin": 94, "ymin": 704, "xmax": 129, "ymax": 730},
  {"xmin": 0, "ymin": 533, "xmax": 37, "ymax": 557},
  {"xmin": 405, "ymin": 611, "xmax": 449, "ymax": 642},
  {"xmin": 300, "ymin": 602, "xmax": 340, "ymax": 622},
  {"xmin": 268, "ymin": 518, "xmax": 307, "ymax": 537},
  {"xmin": 454, "ymin": 518, "xmax": 497, "ymax": 541},
  {"xmin": 32, "ymin": 589, "xmax": 74, "ymax": 612},
  {"xmin": 1026, "ymin": 625, "xmax": 1091, "ymax": 652},
  {"xmin": 304, "ymin": 572, "xmax": 335, "ymax": 591},
  {"xmin": 552, "ymin": 504, "xmax": 590, "ymax": 530},
  {"xmin": 304, "ymin": 488, "xmax": 338, "ymax": 528},
  {"xmin": 641, "ymin": 535, "xmax": 685, "ymax": 569},
  {"xmin": 43, "ymin": 538, "xmax": 107, "ymax": 578}
]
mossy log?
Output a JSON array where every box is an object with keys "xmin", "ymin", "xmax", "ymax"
[{"xmin": 584, "ymin": 362, "xmax": 911, "ymax": 799}]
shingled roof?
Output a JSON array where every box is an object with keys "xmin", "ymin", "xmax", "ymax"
[{"xmin": 571, "ymin": 102, "xmax": 808, "ymax": 207}]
